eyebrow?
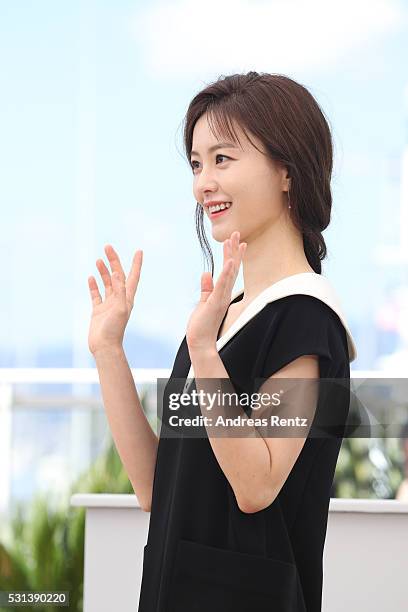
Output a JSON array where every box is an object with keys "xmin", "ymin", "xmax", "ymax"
[{"xmin": 190, "ymin": 143, "xmax": 238, "ymax": 157}]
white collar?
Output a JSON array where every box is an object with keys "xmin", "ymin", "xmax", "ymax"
[{"xmin": 186, "ymin": 272, "xmax": 357, "ymax": 381}]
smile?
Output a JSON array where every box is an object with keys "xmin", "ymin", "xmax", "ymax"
[{"xmin": 209, "ymin": 202, "xmax": 232, "ymax": 218}]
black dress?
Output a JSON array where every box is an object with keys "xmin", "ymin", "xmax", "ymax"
[{"xmin": 137, "ymin": 273, "xmax": 357, "ymax": 612}]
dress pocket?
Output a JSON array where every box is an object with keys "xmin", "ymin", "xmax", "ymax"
[{"xmin": 168, "ymin": 539, "xmax": 306, "ymax": 612}]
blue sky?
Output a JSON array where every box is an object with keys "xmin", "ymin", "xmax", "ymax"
[{"xmin": 1, "ymin": 0, "xmax": 408, "ymax": 369}]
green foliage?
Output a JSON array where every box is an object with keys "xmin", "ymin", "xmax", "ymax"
[
  {"xmin": 334, "ymin": 436, "xmax": 406, "ymax": 499},
  {"xmin": 0, "ymin": 489, "xmax": 86, "ymax": 612},
  {"xmin": 0, "ymin": 389, "xmax": 151, "ymax": 612},
  {"xmin": 1, "ymin": 384, "xmax": 405, "ymax": 611}
]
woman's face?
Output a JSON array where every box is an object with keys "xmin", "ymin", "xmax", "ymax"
[{"xmin": 191, "ymin": 113, "xmax": 290, "ymax": 243}]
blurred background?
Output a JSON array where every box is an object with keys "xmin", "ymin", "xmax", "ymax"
[{"xmin": 1, "ymin": 0, "xmax": 408, "ymax": 606}]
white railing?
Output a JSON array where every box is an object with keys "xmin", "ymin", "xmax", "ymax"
[
  {"xmin": 0, "ymin": 368, "xmax": 403, "ymax": 515},
  {"xmin": 70, "ymin": 493, "xmax": 408, "ymax": 612},
  {"xmin": 0, "ymin": 367, "xmax": 171, "ymax": 515},
  {"xmin": 1, "ymin": 368, "xmax": 407, "ymax": 610}
]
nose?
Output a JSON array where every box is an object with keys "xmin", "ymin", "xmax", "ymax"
[{"xmin": 195, "ymin": 165, "xmax": 219, "ymax": 196}]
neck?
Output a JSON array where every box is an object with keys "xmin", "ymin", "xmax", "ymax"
[{"xmin": 240, "ymin": 211, "xmax": 315, "ymax": 303}]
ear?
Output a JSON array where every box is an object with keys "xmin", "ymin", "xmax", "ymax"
[{"xmin": 280, "ymin": 166, "xmax": 291, "ymax": 193}]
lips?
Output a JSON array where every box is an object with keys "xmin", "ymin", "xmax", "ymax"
[{"xmin": 208, "ymin": 202, "xmax": 232, "ymax": 218}]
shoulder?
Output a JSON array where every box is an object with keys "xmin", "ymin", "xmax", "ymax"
[
  {"xmin": 265, "ymin": 294, "xmax": 345, "ymax": 337},
  {"xmin": 269, "ymin": 293, "xmax": 337, "ymax": 317},
  {"xmin": 257, "ymin": 294, "xmax": 349, "ymax": 377}
]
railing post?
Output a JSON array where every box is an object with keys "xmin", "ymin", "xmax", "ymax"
[{"xmin": 0, "ymin": 382, "xmax": 13, "ymax": 515}]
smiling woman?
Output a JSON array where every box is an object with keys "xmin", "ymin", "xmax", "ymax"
[
  {"xmin": 185, "ymin": 71, "xmax": 333, "ymax": 280},
  {"xmin": 131, "ymin": 71, "xmax": 358, "ymax": 612}
]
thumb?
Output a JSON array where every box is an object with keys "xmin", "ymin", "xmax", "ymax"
[{"xmin": 200, "ymin": 272, "xmax": 214, "ymax": 303}]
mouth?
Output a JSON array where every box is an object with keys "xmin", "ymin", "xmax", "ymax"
[{"xmin": 208, "ymin": 202, "xmax": 232, "ymax": 219}]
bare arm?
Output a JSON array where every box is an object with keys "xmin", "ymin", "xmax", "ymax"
[
  {"xmin": 93, "ymin": 345, "xmax": 158, "ymax": 512},
  {"xmin": 87, "ymin": 244, "xmax": 157, "ymax": 512},
  {"xmin": 191, "ymin": 350, "xmax": 319, "ymax": 514},
  {"xmin": 186, "ymin": 231, "xmax": 319, "ymax": 513}
]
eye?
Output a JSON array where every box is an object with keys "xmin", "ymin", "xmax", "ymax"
[
  {"xmin": 216, "ymin": 154, "xmax": 230, "ymax": 164},
  {"xmin": 190, "ymin": 154, "xmax": 231, "ymax": 172}
]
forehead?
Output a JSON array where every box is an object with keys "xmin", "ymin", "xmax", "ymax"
[{"xmin": 191, "ymin": 112, "xmax": 257, "ymax": 153}]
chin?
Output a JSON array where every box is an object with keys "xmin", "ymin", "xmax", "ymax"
[{"xmin": 211, "ymin": 225, "xmax": 236, "ymax": 242}]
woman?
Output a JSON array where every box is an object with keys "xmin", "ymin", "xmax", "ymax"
[{"xmin": 88, "ymin": 72, "xmax": 357, "ymax": 612}]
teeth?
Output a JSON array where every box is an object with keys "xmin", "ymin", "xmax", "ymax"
[{"xmin": 209, "ymin": 202, "xmax": 231, "ymax": 213}]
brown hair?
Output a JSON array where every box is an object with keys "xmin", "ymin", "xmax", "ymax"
[{"xmin": 181, "ymin": 71, "xmax": 333, "ymax": 276}]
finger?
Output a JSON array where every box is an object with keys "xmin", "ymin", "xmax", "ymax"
[
  {"xmin": 212, "ymin": 257, "xmax": 235, "ymax": 304},
  {"xmin": 217, "ymin": 233, "xmax": 243, "ymax": 304},
  {"xmin": 226, "ymin": 233, "xmax": 239, "ymax": 275},
  {"xmin": 223, "ymin": 237, "xmax": 231, "ymax": 268},
  {"xmin": 88, "ymin": 276, "xmax": 102, "ymax": 306},
  {"xmin": 126, "ymin": 250, "xmax": 143, "ymax": 305},
  {"xmin": 220, "ymin": 258, "xmax": 236, "ymax": 304},
  {"xmin": 224, "ymin": 233, "xmax": 237, "ymax": 272},
  {"xmin": 240, "ymin": 242, "xmax": 247, "ymax": 260},
  {"xmin": 104, "ymin": 244, "xmax": 126, "ymax": 281},
  {"xmin": 111, "ymin": 270, "xmax": 126, "ymax": 299},
  {"xmin": 231, "ymin": 232, "xmax": 246, "ymax": 271},
  {"xmin": 224, "ymin": 257, "xmax": 236, "ymax": 299},
  {"xmin": 199, "ymin": 271, "xmax": 214, "ymax": 303},
  {"xmin": 224, "ymin": 234, "xmax": 242, "ymax": 299},
  {"xmin": 96, "ymin": 259, "xmax": 114, "ymax": 297},
  {"xmin": 231, "ymin": 231, "xmax": 241, "ymax": 266},
  {"xmin": 225, "ymin": 237, "xmax": 237, "ymax": 273}
]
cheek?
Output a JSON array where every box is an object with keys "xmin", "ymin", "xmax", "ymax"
[
  {"xmin": 238, "ymin": 197, "xmax": 276, "ymax": 221},
  {"xmin": 250, "ymin": 179, "xmax": 282, "ymax": 218},
  {"xmin": 192, "ymin": 183, "xmax": 199, "ymax": 204}
]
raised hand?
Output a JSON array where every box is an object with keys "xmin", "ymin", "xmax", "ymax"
[
  {"xmin": 87, "ymin": 244, "xmax": 143, "ymax": 355},
  {"xmin": 186, "ymin": 231, "xmax": 247, "ymax": 354}
]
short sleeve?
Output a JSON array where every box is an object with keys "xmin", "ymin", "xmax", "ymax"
[{"xmin": 252, "ymin": 295, "xmax": 348, "ymax": 394}]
